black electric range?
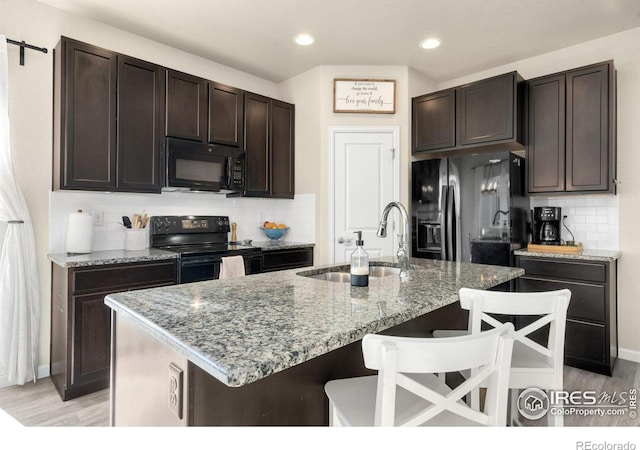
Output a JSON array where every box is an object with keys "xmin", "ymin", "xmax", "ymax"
[{"xmin": 150, "ymin": 215, "xmax": 263, "ymax": 284}]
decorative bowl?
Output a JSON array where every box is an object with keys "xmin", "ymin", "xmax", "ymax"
[{"xmin": 260, "ymin": 227, "xmax": 289, "ymax": 240}]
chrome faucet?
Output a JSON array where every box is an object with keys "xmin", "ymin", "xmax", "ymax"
[{"xmin": 377, "ymin": 201, "xmax": 411, "ymax": 277}]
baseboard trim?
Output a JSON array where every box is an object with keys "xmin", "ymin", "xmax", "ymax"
[
  {"xmin": 37, "ymin": 364, "xmax": 50, "ymax": 380},
  {"xmin": 619, "ymin": 348, "xmax": 640, "ymax": 363},
  {"xmin": 0, "ymin": 365, "xmax": 49, "ymax": 389}
]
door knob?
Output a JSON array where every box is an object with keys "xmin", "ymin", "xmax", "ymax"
[{"xmin": 337, "ymin": 236, "xmax": 353, "ymax": 245}]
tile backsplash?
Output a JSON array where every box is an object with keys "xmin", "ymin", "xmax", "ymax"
[
  {"xmin": 49, "ymin": 191, "xmax": 315, "ymax": 254},
  {"xmin": 530, "ymin": 195, "xmax": 619, "ymax": 250}
]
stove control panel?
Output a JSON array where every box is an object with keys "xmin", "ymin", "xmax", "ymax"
[
  {"xmin": 182, "ymin": 219, "xmax": 209, "ymax": 229},
  {"xmin": 150, "ymin": 216, "xmax": 231, "ymax": 235}
]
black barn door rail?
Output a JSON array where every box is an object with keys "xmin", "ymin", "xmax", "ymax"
[{"xmin": 5, "ymin": 38, "xmax": 48, "ymax": 66}]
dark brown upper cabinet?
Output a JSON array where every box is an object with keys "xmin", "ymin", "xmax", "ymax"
[
  {"xmin": 244, "ymin": 93, "xmax": 295, "ymax": 198},
  {"xmin": 566, "ymin": 63, "xmax": 614, "ymax": 192},
  {"xmin": 527, "ymin": 74, "xmax": 566, "ymax": 193},
  {"xmin": 208, "ymin": 82, "xmax": 244, "ymax": 147},
  {"xmin": 270, "ymin": 100, "xmax": 295, "ymax": 198},
  {"xmin": 244, "ymin": 92, "xmax": 270, "ymax": 196},
  {"xmin": 54, "ymin": 37, "xmax": 164, "ymax": 193},
  {"xmin": 527, "ymin": 61, "xmax": 616, "ymax": 194},
  {"xmin": 54, "ymin": 38, "xmax": 117, "ymax": 190},
  {"xmin": 412, "ymin": 72, "xmax": 524, "ymax": 155},
  {"xmin": 54, "ymin": 37, "xmax": 294, "ymax": 198},
  {"xmin": 117, "ymin": 56, "xmax": 165, "ymax": 192},
  {"xmin": 412, "ymin": 89, "xmax": 455, "ymax": 152},
  {"xmin": 457, "ymin": 72, "xmax": 522, "ymax": 146},
  {"xmin": 165, "ymin": 69, "xmax": 208, "ymax": 142}
]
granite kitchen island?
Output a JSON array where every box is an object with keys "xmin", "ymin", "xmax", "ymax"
[{"xmin": 105, "ymin": 257, "xmax": 523, "ymax": 426}]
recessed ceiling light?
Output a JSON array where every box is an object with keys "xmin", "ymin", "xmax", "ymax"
[
  {"xmin": 419, "ymin": 38, "xmax": 441, "ymax": 50},
  {"xmin": 294, "ymin": 34, "xmax": 315, "ymax": 46}
]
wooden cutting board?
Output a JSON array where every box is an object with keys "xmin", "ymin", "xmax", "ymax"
[{"xmin": 527, "ymin": 243, "xmax": 583, "ymax": 254}]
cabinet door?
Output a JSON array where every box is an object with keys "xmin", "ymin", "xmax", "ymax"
[
  {"xmin": 566, "ymin": 63, "xmax": 611, "ymax": 192},
  {"xmin": 412, "ymin": 89, "xmax": 455, "ymax": 153},
  {"xmin": 72, "ymin": 293, "xmax": 112, "ymax": 387},
  {"xmin": 117, "ymin": 56, "xmax": 164, "ymax": 192},
  {"xmin": 166, "ymin": 70, "xmax": 207, "ymax": 142},
  {"xmin": 62, "ymin": 39, "xmax": 117, "ymax": 189},
  {"xmin": 457, "ymin": 73, "xmax": 515, "ymax": 146},
  {"xmin": 270, "ymin": 100, "xmax": 295, "ymax": 198},
  {"xmin": 527, "ymin": 74, "xmax": 566, "ymax": 193},
  {"xmin": 244, "ymin": 92, "xmax": 270, "ymax": 196},
  {"xmin": 565, "ymin": 319, "xmax": 606, "ymax": 363},
  {"xmin": 209, "ymin": 82, "xmax": 244, "ymax": 147}
]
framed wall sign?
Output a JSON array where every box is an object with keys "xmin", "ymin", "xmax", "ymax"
[{"xmin": 333, "ymin": 78, "xmax": 396, "ymax": 114}]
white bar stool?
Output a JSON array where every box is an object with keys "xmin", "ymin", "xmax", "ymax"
[
  {"xmin": 433, "ymin": 287, "xmax": 571, "ymax": 426},
  {"xmin": 324, "ymin": 323, "xmax": 514, "ymax": 426}
]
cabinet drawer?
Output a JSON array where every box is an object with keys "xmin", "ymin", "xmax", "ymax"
[
  {"xmin": 262, "ymin": 248, "xmax": 313, "ymax": 272},
  {"xmin": 72, "ymin": 260, "xmax": 177, "ymax": 294},
  {"xmin": 518, "ymin": 257, "xmax": 606, "ymax": 283},
  {"xmin": 518, "ymin": 276, "xmax": 606, "ymax": 322},
  {"xmin": 565, "ymin": 319, "xmax": 606, "ymax": 363}
]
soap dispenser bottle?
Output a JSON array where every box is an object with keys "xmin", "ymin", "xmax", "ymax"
[{"xmin": 350, "ymin": 231, "xmax": 369, "ymax": 287}]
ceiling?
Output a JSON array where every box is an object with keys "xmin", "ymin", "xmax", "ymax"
[{"xmin": 38, "ymin": 0, "xmax": 640, "ymax": 83}]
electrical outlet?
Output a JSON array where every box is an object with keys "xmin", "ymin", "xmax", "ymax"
[
  {"xmin": 93, "ymin": 210, "xmax": 104, "ymax": 226},
  {"xmin": 168, "ymin": 363, "xmax": 183, "ymax": 419}
]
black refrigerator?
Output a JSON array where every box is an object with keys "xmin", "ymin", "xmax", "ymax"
[{"xmin": 411, "ymin": 152, "xmax": 529, "ymax": 266}]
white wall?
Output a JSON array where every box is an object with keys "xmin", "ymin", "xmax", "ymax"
[
  {"xmin": 439, "ymin": 28, "xmax": 640, "ymax": 358},
  {"xmin": 280, "ymin": 65, "xmax": 436, "ymax": 265}
]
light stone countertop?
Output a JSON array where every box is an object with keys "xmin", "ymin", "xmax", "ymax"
[
  {"xmin": 48, "ymin": 248, "xmax": 178, "ymax": 268},
  {"xmin": 105, "ymin": 257, "xmax": 524, "ymax": 388},
  {"xmin": 513, "ymin": 248, "xmax": 620, "ymax": 262},
  {"xmin": 250, "ymin": 241, "xmax": 315, "ymax": 251}
]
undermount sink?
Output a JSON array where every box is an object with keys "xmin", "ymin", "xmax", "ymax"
[
  {"xmin": 307, "ymin": 272, "xmax": 352, "ymax": 282},
  {"xmin": 369, "ymin": 266, "xmax": 401, "ymax": 277},
  {"xmin": 300, "ymin": 265, "xmax": 402, "ymax": 282}
]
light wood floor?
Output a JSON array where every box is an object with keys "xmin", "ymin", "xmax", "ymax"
[{"xmin": 0, "ymin": 360, "xmax": 638, "ymax": 426}]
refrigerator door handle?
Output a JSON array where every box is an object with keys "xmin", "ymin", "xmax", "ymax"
[
  {"xmin": 446, "ymin": 185, "xmax": 455, "ymax": 261},
  {"xmin": 440, "ymin": 186, "xmax": 448, "ymax": 260}
]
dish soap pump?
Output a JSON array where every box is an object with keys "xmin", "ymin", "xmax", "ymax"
[{"xmin": 350, "ymin": 231, "xmax": 369, "ymax": 287}]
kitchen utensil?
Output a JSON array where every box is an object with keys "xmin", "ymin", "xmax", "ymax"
[{"xmin": 122, "ymin": 216, "xmax": 132, "ymax": 228}]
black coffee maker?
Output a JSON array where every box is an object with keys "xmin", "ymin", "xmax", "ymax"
[{"xmin": 532, "ymin": 207, "xmax": 561, "ymax": 245}]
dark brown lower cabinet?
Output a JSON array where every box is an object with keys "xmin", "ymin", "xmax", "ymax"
[
  {"xmin": 50, "ymin": 259, "xmax": 177, "ymax": 400},
  {"xmin": 262, "ymin": 247, "xmax": 314, "ymax": 272},
  {"xmin": 515, "ymin": 255, "xmax": 617, "ymax": 375}
]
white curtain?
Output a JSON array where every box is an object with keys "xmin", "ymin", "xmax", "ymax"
[{"xmin": 0, "ymin": 36, "xmax": 40, "ymax": 385}]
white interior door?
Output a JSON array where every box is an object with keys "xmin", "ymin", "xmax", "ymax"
[{"xmin": 331, "ymin": 127, "xmax": 399, "ymax": 264}]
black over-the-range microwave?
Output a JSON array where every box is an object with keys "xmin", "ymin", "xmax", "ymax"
[{"xmin": 164, "ymin": 138, "xmax": 245, "ymax": 193}]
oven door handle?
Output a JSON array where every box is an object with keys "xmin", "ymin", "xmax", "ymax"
[{"xmin": 181, "ymin": 257, "xmax": 222, "ymax": 266}]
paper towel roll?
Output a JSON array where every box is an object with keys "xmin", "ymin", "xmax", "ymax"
[{"xmin": 66, "ymin": 211, "xmax": 93, "ymax": 254}]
